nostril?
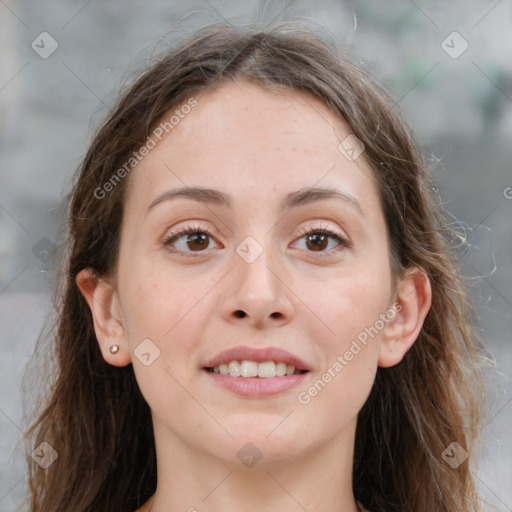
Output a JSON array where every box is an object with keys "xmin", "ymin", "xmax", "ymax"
[
  {"xmin": 234, "ymin": 310, "xmax": 246, "ymax": 318},
  {"xmin": 270, "ymin": 312, "xmax": 281, "ymax": 319}
]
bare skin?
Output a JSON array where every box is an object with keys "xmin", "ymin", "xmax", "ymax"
[{"xmin": 78, "ymin": 81, "xmax": 431, "ymax": 512}]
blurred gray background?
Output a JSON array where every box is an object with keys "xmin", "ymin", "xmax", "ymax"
[{"xmin": 0, "ymin": 1, "xmax": 511, "ymax": 511}]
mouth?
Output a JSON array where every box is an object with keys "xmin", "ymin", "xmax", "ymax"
[
  {"xmin": 202, "ymin": 346, "xmax": 311, "ymax": 396},
  {"xmin": 202, "ymin": 364, "xmax": 310, "ymax": 397},
  {"xmin": 202, "ymin": 345, "xmax": 311, "ymax": 376},
  {"xmin": 203, "ymin": 360, "xmax": 309, "ymax": 378}
]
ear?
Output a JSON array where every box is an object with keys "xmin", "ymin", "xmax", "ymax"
[
  {"xmin": 76, "ymin": 268, "xmax": 131, "ymax": 367},
  {"xmin": 378, "ymin": 267, "xmax": 432, "ymax": 368}
]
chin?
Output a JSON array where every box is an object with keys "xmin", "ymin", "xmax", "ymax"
[{"xmin": 221, "ymin": 421, "xmax": 310, "ymax": 461}]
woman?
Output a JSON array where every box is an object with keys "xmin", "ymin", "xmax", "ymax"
[{"xmin": 23, "ymin": 22, "xmax": 486, "ymax": 511}]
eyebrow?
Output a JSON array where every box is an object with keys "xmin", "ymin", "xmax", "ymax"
[{"xmin": 146, "ymin": 186, "xmax": 364, "ymax": 217}]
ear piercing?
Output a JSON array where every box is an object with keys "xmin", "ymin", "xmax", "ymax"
[{"xmin": 109, "ymin": 344, "xmax": 120, "ymax": 354}]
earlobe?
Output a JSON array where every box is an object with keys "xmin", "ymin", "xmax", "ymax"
[
  {"xmin": 76, "ymin": 268, "xmax": 131, "ymax": 367},
  {"xmin": 378, "ymin": 267, "xmax": 432, "ymax": 368}
]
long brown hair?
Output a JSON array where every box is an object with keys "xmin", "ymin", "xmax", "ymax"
[{"xmin": 22, "ymin": 22, "xmax": 487, "ymax": 511}]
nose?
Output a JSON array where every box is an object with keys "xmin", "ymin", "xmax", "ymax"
[{"xmin": 219, "ymin": 240, "xmax": 294, "ymax": 329}]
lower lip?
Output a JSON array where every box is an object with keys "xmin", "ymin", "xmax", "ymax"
[{"xmin": 203, "ymin": 370, "xmax": 310, "ymax": 397}]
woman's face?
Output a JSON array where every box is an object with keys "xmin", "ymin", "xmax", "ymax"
[{"xmin": 114, "ymin": 81, "xmax": 397, "ymax": 466}]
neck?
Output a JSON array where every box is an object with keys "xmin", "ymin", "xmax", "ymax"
[
  {"xmin": 142, "ymin": 418, "xmax": 362, "ymax": 512},
  {"xmin": 147, "ymin": 497, "xmax": 363, "ymax": 512}
]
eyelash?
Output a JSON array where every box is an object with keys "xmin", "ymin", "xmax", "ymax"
[
  {"xmin": 163, "ymin": 223, "xmax": 349, "ymax": 258},
  {"xmin": 163, "ymin": 225, "xmax": 216, "ymax": 258}
]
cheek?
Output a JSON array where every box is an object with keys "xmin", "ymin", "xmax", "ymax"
[
  {"xmin": 295, "ymin": 351, "xmax": 376, "ymax": 443},
  {"xmin": 295, "ymin": 277, "xmax": 386, "ymax": 425},
  {"xmin": 296, "ymin": 261, "xmax": 390, "ymax": 398},
  {"xmin": 119, "ymin": 265, "xmax": 214, "ymax": 420},
  {"xmin": 119, "ymin": 260, "xmax": 208, "ymax": 341},
  {"xmin": 118, "ymin": 263, "xmax": 219, "ymax": 394},
  {"xmin": 304, "ymin": 261, "xmax": 392, "ymax": 342}
]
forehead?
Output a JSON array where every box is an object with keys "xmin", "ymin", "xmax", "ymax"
[{"xmin": 125, "ymin": 80, "xmax": 379, "ymax": 214}]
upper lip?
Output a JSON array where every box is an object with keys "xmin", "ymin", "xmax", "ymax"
[{"xmin": 203, "ymin": 346, "xmax": 311, "ymax": 371}]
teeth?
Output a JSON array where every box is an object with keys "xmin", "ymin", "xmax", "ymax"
[
  {"xmin": 241, "ymin": 360, "xmax": 258, "ymax": 378},
  {"xmin": 228, "ymin": 361, "xmax": 240, "ymax": 377},
  {"xmin": 257, "ymin": 361, "xmax": 276, "ymax": 378},
  {"xmin": 276, "ymin": 362, "xmax": 287, "ymax": 376},
  {"xmin": 210, "ymin": 360, "xmax": 305, "ymax": 378}
]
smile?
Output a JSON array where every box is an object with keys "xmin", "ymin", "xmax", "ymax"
[{"xmin": 205, "ymin": 360, "xmax": 309, "ymax": 378}]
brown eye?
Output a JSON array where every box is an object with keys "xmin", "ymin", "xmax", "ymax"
[
  {"xmin": 164, "ymin": 226, "xmax": 217, "ymax": 256},
  {"xmin": 293, "ymin": 228, "xmax": 348, "ymax": 254},
  {"xmin": 185, "ymin": 232, "xmax": 209, "ymax": 251},
  {"xmin": 305, "ymin": 233, "xmax": 329, "ymax": 251}
]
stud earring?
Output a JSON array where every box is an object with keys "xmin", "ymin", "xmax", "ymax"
[{"xmin": 109, "ymin": 344, "xmax": 120, "ymax": 354}]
